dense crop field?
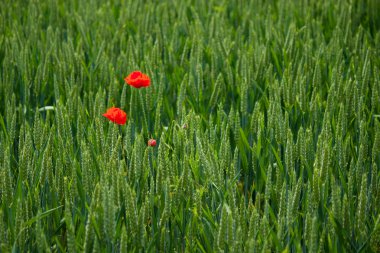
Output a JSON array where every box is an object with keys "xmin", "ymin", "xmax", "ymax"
[{"xmin": 1, "ymin": 0, "xmax": 380, "ymax": 252}]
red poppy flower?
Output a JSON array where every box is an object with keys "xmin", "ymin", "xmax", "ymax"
[
  {"xmin": 147, "ymin": 139, "xmax": 157, "ymax": 147},
  {"xmin": 124, "ymin": 71, "xmax": 151, "ymax": 88},
  {"xmin": 102, "ymin": 107, "xmax": 127, "ymax": 125}
]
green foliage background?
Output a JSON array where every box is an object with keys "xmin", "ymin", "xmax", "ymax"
[{"xmin": 0, "ymin": 0, "xmax": 380, "ymax": 252}]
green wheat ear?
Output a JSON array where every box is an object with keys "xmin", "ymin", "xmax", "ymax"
[
  {"xmin": 216, "ymin": 204, "xmax": 228, "ymax": 252},
  {"xmin": 35, "ymin": 211, "xmax": 49, "ymax": 252},
  {"xmin": 83, "ymin": 185, "xmax": 98, "ymax": 252},
  {"xmin": 64, "ymin": 179, "xmax": 76, "ymax": 253},
  {"xmin": 357, "ymin": 174, "xmax": 368, "ymax": 240},
  {"xmin": 370, "ymin": 216, "xmax": 380, "ymax": 253}
]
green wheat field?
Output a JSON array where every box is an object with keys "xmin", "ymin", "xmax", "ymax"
[{"xmin": 1, "ymin": 0, "xmax": 380, "ymax": 252}]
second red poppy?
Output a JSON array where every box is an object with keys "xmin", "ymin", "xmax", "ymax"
[
  {"xmin": 124, "ymin": 71, "xmax": 151, "ymax": 88},
  {"xmin": 103, "ymin": 107, "xmax": 127, "ymax": 125}
]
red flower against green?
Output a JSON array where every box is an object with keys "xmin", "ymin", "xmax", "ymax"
[
  {"xmin": 148, "ymin": 139, "xmax": 157, "ymax": 147},
  {"xmin": 124, "ymin": 71, "xmax": 151, "ymax": 88},
  {"xmin": 102, "ymin": 107, "xmax": 127, "ymax": 125}
]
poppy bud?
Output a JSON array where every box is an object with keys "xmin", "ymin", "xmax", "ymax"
[{"xmin": 148, "ymin": 139, "xmax": 157, "ymax": 147}]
